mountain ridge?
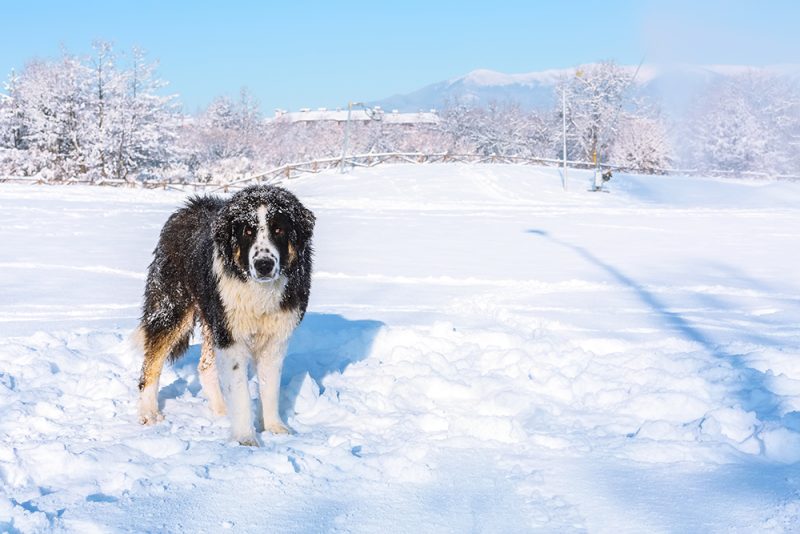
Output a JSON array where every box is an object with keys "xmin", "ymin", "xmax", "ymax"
[{"xmin": 371, "ymin": 63, "xmax": 800, "ymax": 113}]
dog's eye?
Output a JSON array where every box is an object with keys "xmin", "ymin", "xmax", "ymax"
[
  {"xmin": 243, "ymin": 226, "xmax": 254, "ymax": 237},
  {"xmin": 273, "ymin": 227, "xmax": 285, "ymax": 237}
]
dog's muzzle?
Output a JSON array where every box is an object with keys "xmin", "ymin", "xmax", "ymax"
[{"xmin": 252, "ymin": 255, "xmax": 278, "ymax": 281}]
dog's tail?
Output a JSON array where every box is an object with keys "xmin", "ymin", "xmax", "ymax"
[
  {"xmin": 167, "ymin": 328, "xmax": 192, "ymax": 364},
  {"xmin": 128, "ymin": 324, "xmax": 146, "ymax": 356}
]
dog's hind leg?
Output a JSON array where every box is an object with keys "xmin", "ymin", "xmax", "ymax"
[
  {"xmin": 198, "ymin": 318, "xmax": 226, "ymax": 416},
  {"xmin": 137, "ymin": 311, "xmax": 195, "ymax": 425}
]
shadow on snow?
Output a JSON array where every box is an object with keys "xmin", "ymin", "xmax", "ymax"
[
  {"xmin": 281, "ymin": 313, "xmax": 384, "ymax": 417},
  {"xmin": 162, "ymin": 313, "xmax": 384, "ymax": 423},
  {"xmin": 526, "ymin": 228, "xmax": 794, "ymax": 429}
]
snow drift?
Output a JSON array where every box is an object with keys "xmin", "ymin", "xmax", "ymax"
[{"xmin": 1, "ymin": 164, "xmax": 799, "ymax": 532}]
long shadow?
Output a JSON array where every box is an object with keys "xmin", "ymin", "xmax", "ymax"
[
  {"xmin": 705, "ymin": 260, "xmax": 800, "ymax": 316},
  {"xmin": 526, "ymin": 229, "xmax": 784, "ymax": 423},
  {"xmin": 688, "ymin": 291, "xmax": 789, "ymax": 350},
  {"xmin": 161, "ymin": 313, "xmax": 384, "ymax": 421}
]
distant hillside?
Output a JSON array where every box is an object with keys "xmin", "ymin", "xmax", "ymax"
[{"xmin": 372, "ymin": 64, "xmax": 800, "ymax": 115}]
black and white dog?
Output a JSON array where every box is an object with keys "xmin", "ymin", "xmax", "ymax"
[{"xmin": 136, "ymin": 185, "xmax": 314, "ymax": 446}]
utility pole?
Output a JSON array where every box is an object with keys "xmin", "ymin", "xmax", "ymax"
[
  {"xmin": 562, "ymin": 88, "xmax": 568, "ymax": 191},
  {"xmin": 340, "ymin": 101, "xmax": 358, "ymax": 174}
]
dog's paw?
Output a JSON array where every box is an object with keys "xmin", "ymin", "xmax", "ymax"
[
  {"xmin": 264, "ymin": 422, "xmax": 292, "ymax": 435},
  {"xmin": 138, "ymin": 410, "xmax": 164, "ymax": 425},
  {"xmin": 236, "ymin": 435, "xmax": 260, "ymax": 447}
]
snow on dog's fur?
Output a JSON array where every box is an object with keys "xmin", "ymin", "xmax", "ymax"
[{"xmin": 136, "ymin": 185, "xmax": 314, "ymax": 445}]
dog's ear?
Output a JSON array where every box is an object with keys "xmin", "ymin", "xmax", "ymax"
[
  {"xmin": 213, "ymin": 202, "xmax": 245, "ymax": 278},
  {"xmin": 212, "ymin": 203, "xmax": 232, "ymax": 258},
  {"xmin": 293, "ymin": 204, "xmax": 315, "ymax": 251}
]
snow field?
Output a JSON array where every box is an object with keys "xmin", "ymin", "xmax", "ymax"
[{"xmin": 1, "ymin": 164, "xmax": 800, "ymax": 532}]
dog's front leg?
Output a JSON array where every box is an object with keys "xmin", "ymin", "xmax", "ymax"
[
  {"xmin": 255, "ymin": 341, "xmax": 290, "ymax": 435},
  {"xmin": 217, "ymin": 343, "xmax": 257, "ymax": 446}
]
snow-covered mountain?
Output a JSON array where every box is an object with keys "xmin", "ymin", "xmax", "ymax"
[
  {"xmin": 373, "ymin": 67, "xmax": 573, "ymax": 111},
  {"xmin": 372, "ymin": 64, "xmax": 800, "ymax": 113}
]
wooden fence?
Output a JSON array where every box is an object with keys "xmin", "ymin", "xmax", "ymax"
[{"xmin": 1, "ymin": 151, "xmax": 798, "ymax": 191}]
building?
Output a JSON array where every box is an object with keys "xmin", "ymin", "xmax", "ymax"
[{"xmin": 271, "ymin": 107, "xmax": 439, "ymax": 125}]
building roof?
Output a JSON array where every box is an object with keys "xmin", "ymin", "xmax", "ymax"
[{"xmin": 272, "ymin": 108, "xmax": 439, "ymax": 125}]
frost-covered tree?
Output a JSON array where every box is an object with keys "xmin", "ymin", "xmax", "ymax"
[
  {"xmin": 610, "ymin": 111, "xmax": 671, "ymax": 173},
  {"xmin": 0, "ymin": 70, "xmax": 33, "ymax": 175},
  {"xmin": 182, "ymin": 87, "xmax": 270, "ymax": 180},
  {"xmin": 0, "ymin": 43, "xmax": 180, "ymax": 181},
  {"xmin": 0, "ymin": 70, "xmax": 28, "ymax": 150},
  {"xmin": 688, "ymin": 85, "xmax": 765, "ymax": 173},
  {"xmin": 437, "ymin": 101, "xmax": 481, "ymax": 153},
  {"xmin": 80, "ymin": 41, "xmax": 122, "ymax": 180},
  {"xmin": 683, "ymin": 71, "xmax": 800, "ymax": 174},
  {"xmin": 558, "ymin": 61, "xmax": 633, "ymax": 164},
  {"xmin": 438, "ymin": 100, "xmax": 554, "ymax": 158},
  {"xmin": 748, "ymin": 73, "xmax": 792, "ymax": 173},
  {"xmin": 1, "ymin": 55, "xmax": 93, "ymax": 179},
  {"xmin": 735, "ymin": 71, "xmax": 800, "ymax": 175},
  {"xmin": 83, "ymin": 42, "xmax": 181, "ymax": 182},
  {"xmin": 610, "ymin": 116, "xmax": 669, "ymax": 172},
  {"xmin": 110, "ymin": 47, "xmax": 181, "ymax": 181},
  {"xmin": 380, "ymin": 121, "xmax": 448, "ymax": 154}
]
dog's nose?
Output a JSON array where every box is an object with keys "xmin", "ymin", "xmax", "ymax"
[{"xmin": 253, "ymin": 257, "xmax": 275, "ymax": 278}]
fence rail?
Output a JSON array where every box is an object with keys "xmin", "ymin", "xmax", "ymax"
[{"xmin": 1, "ymin": 152, "xmax": 798, "ymax": 190}]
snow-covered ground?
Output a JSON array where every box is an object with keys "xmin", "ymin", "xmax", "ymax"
[{"xmin": 2, "ymin": 164, "xmax": 800, "ymax": 533}]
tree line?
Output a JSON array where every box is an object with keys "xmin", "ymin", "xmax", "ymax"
[{"xmin": 1, "ymin": 43, "xmax": 798, "ymax": 183}]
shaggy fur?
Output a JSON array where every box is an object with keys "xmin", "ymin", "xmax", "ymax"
[{"xmin": 136, "ymin": 185, "xmax": 314, "ymax": 445}]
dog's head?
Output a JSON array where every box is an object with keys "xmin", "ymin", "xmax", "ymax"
[{"xmin": 213, "ymin": 185, "xmax": 315, "ymax": 282}]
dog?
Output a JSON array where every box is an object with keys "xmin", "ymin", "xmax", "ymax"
[{"xmin": 136, "ymin": 185, "xmax": 314, "ymax": 446}]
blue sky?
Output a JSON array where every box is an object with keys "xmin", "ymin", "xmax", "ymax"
[{"xmin": 1, "ymin": 1, "xmax": 797, "ymax": 113}]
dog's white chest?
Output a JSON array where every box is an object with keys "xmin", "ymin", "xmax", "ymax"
[{"xmin": 213, "ymin": 254, "xmax": 297, "ymax": 344}]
